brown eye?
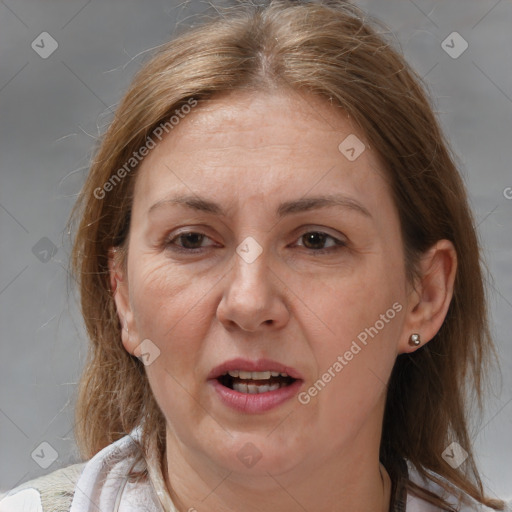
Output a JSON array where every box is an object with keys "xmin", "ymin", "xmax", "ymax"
[
  {"xmin": 302, "ymin": 232, "xmax": 328, "ymax": 250},
  {"xmin": 176, "ymin": 232, "xmax": 207, "ymax": 249},
  {"xmin": 166, "ymin": 231, "xmax": 216, "ymax": 253},
  {"xmin": 295, "ymin": 231, "xmax": 346, "ymax": 253}
]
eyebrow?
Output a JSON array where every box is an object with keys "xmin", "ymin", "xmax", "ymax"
[{"xmin": 148, "ymin": 193, "xmax": 372, "ymax": 219}]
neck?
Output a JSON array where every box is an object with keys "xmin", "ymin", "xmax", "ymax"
[{"xmin": 161, "ymin": 421, "xmax": 392, "ymax": 512}]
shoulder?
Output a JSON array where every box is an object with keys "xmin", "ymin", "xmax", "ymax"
[
  {"xmin": 0, "ymin": 431, "xmax": 145, "ymax": 512},
  {"xmin": 405, "ymin": 460, "xmax": 512, "ymax": 512},
  {"xmin": 0, "ymin": 463, "xmax": 85, "ymax": 512}
]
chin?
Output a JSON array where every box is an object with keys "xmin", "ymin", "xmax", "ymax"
[{"xmin": 205, "ymin": 436, "xmax": 305, "ymax": 477}]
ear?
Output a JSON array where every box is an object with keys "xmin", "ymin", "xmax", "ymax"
[
  {"xmin": 398, "ymin": 239, "xmax": 457, "ymax": 354},
  {"xmin": 108, "ymin": 247, "xmax": 140, "ymax": 357}
]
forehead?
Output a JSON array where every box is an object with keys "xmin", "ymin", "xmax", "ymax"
[{"xmin": 132, "ymin": 89, "xmax": 391, "ymax": 216}]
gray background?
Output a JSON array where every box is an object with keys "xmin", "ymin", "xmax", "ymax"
[{"xmin": 1, "ymin": 0, "xmax": 511, "ymax": 500}]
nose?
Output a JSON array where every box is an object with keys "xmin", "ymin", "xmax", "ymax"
[{"xmin": 216, "ymin": 244, "xmax": 290, "ymax": 332}]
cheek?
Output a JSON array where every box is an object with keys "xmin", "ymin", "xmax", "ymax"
[
  {"xmin": 312, "ymin": 249, "xmax": 406, "ymax": 346},
  {"xmin": 128, "ymin": 258, "xmax": 219, "ymax": 425},
  {"xmin": 302, "ymin": 254, "xmax": 405, "ymax": 426},
  {"xmin": 128, "ymin": 257, "xmax": 217, "ymax": 370}
]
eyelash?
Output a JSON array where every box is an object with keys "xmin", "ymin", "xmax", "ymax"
[{"xmin": 164, "ymin": 230, "xmax": 347, "ymax": 255}]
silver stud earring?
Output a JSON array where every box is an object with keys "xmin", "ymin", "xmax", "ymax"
[{"xmin": 409, "ymin": 333, "xmax": 421, "ymax": 346}]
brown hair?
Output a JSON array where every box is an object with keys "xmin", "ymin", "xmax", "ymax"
[{"xmin": 69, "ymin": 0, "xmax": 504, "ymax": 509}]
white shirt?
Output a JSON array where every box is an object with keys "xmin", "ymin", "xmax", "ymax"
[{"xmin": 1, "ymin": 429, "xmax": 510, "ymax": 512}]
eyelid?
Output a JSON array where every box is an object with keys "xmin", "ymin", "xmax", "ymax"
[
  {"xmin": 165, "ymin": 229, "xmax": 218, "ymax": 250},
  {"xmin": 290, "ymin": 231, "xmax": 348, "ymax": 255},
  {"xmin": 293, "ymin": 231, "xmax": 345, "ymax": 247},
  {"xmin": 164, "ymin": 226, "xmax": 348, "ymax": 254},
  {"xmin": 292, "ymin": 225, "xmax": 346, "ymax": 241}
]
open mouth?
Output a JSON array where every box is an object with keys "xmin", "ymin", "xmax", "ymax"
[{"xmin": 217, "ymin": 370, "xmax": 297, "ymax": 394}]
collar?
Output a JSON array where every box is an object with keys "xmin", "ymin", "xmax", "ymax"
[{"xmin": 71, "ymin": 429, "xmax": 410, "ymax": 512}]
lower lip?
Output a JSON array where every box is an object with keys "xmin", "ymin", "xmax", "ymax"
[{"xmin": 209, "ymin": 378, "xmax": 303, "ymax": 413}]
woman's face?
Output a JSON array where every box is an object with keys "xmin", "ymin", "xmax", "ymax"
[{"xmin": 114, "ymin": 90, "xmax": 417, "ymax": 478}]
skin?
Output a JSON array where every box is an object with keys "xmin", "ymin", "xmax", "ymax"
[{"xmin": 110, "ymin": 89, "xmax": 457, "ymax": 512}]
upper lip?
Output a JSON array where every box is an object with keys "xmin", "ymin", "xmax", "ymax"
[{"xmin": 208, "ymin": 358, "xmax": 304, "ymax": 381}]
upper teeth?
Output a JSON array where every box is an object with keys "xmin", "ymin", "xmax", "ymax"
[{"xmin": 227, "ymin": 370, "xmax": 289, "ymax": 379}]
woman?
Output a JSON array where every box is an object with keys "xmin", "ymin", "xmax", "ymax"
[{"xmin": 0, "ymin": 0, "xmax": 509, "ymax": 510}]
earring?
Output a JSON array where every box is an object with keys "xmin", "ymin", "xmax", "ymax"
[{"xmin": 409, "ymin": 333, "xmax": 421, "ymax": 346}]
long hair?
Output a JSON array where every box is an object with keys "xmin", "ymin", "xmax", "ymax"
[{"xmin": 69, "ymin": 1, "xmax": 504, "ymax": 508}]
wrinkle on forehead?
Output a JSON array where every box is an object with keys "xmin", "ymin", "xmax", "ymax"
[{"xmin": 131, "ymin": 89, "xmax": 393, "ymax": 235}]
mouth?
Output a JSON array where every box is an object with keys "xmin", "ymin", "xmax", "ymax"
[
  {"xmin": 217, "ymin": 370, "xmax": 297, "ymax": 394},
  {"xmin": 208, "ymin": 358, "xmax": 303, "ymax": 412}
]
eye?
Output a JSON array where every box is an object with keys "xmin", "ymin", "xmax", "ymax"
[
  {"xmin": 166, "ymin": 231, "xmax": 216, "ymax": 252},
  {"xmin": 293, "ymin": 231, "xmax": 346, "ymax": 253},
  {"xmin": 164, "ymin": 229, "xmax": 346, "ymax": 255}
]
